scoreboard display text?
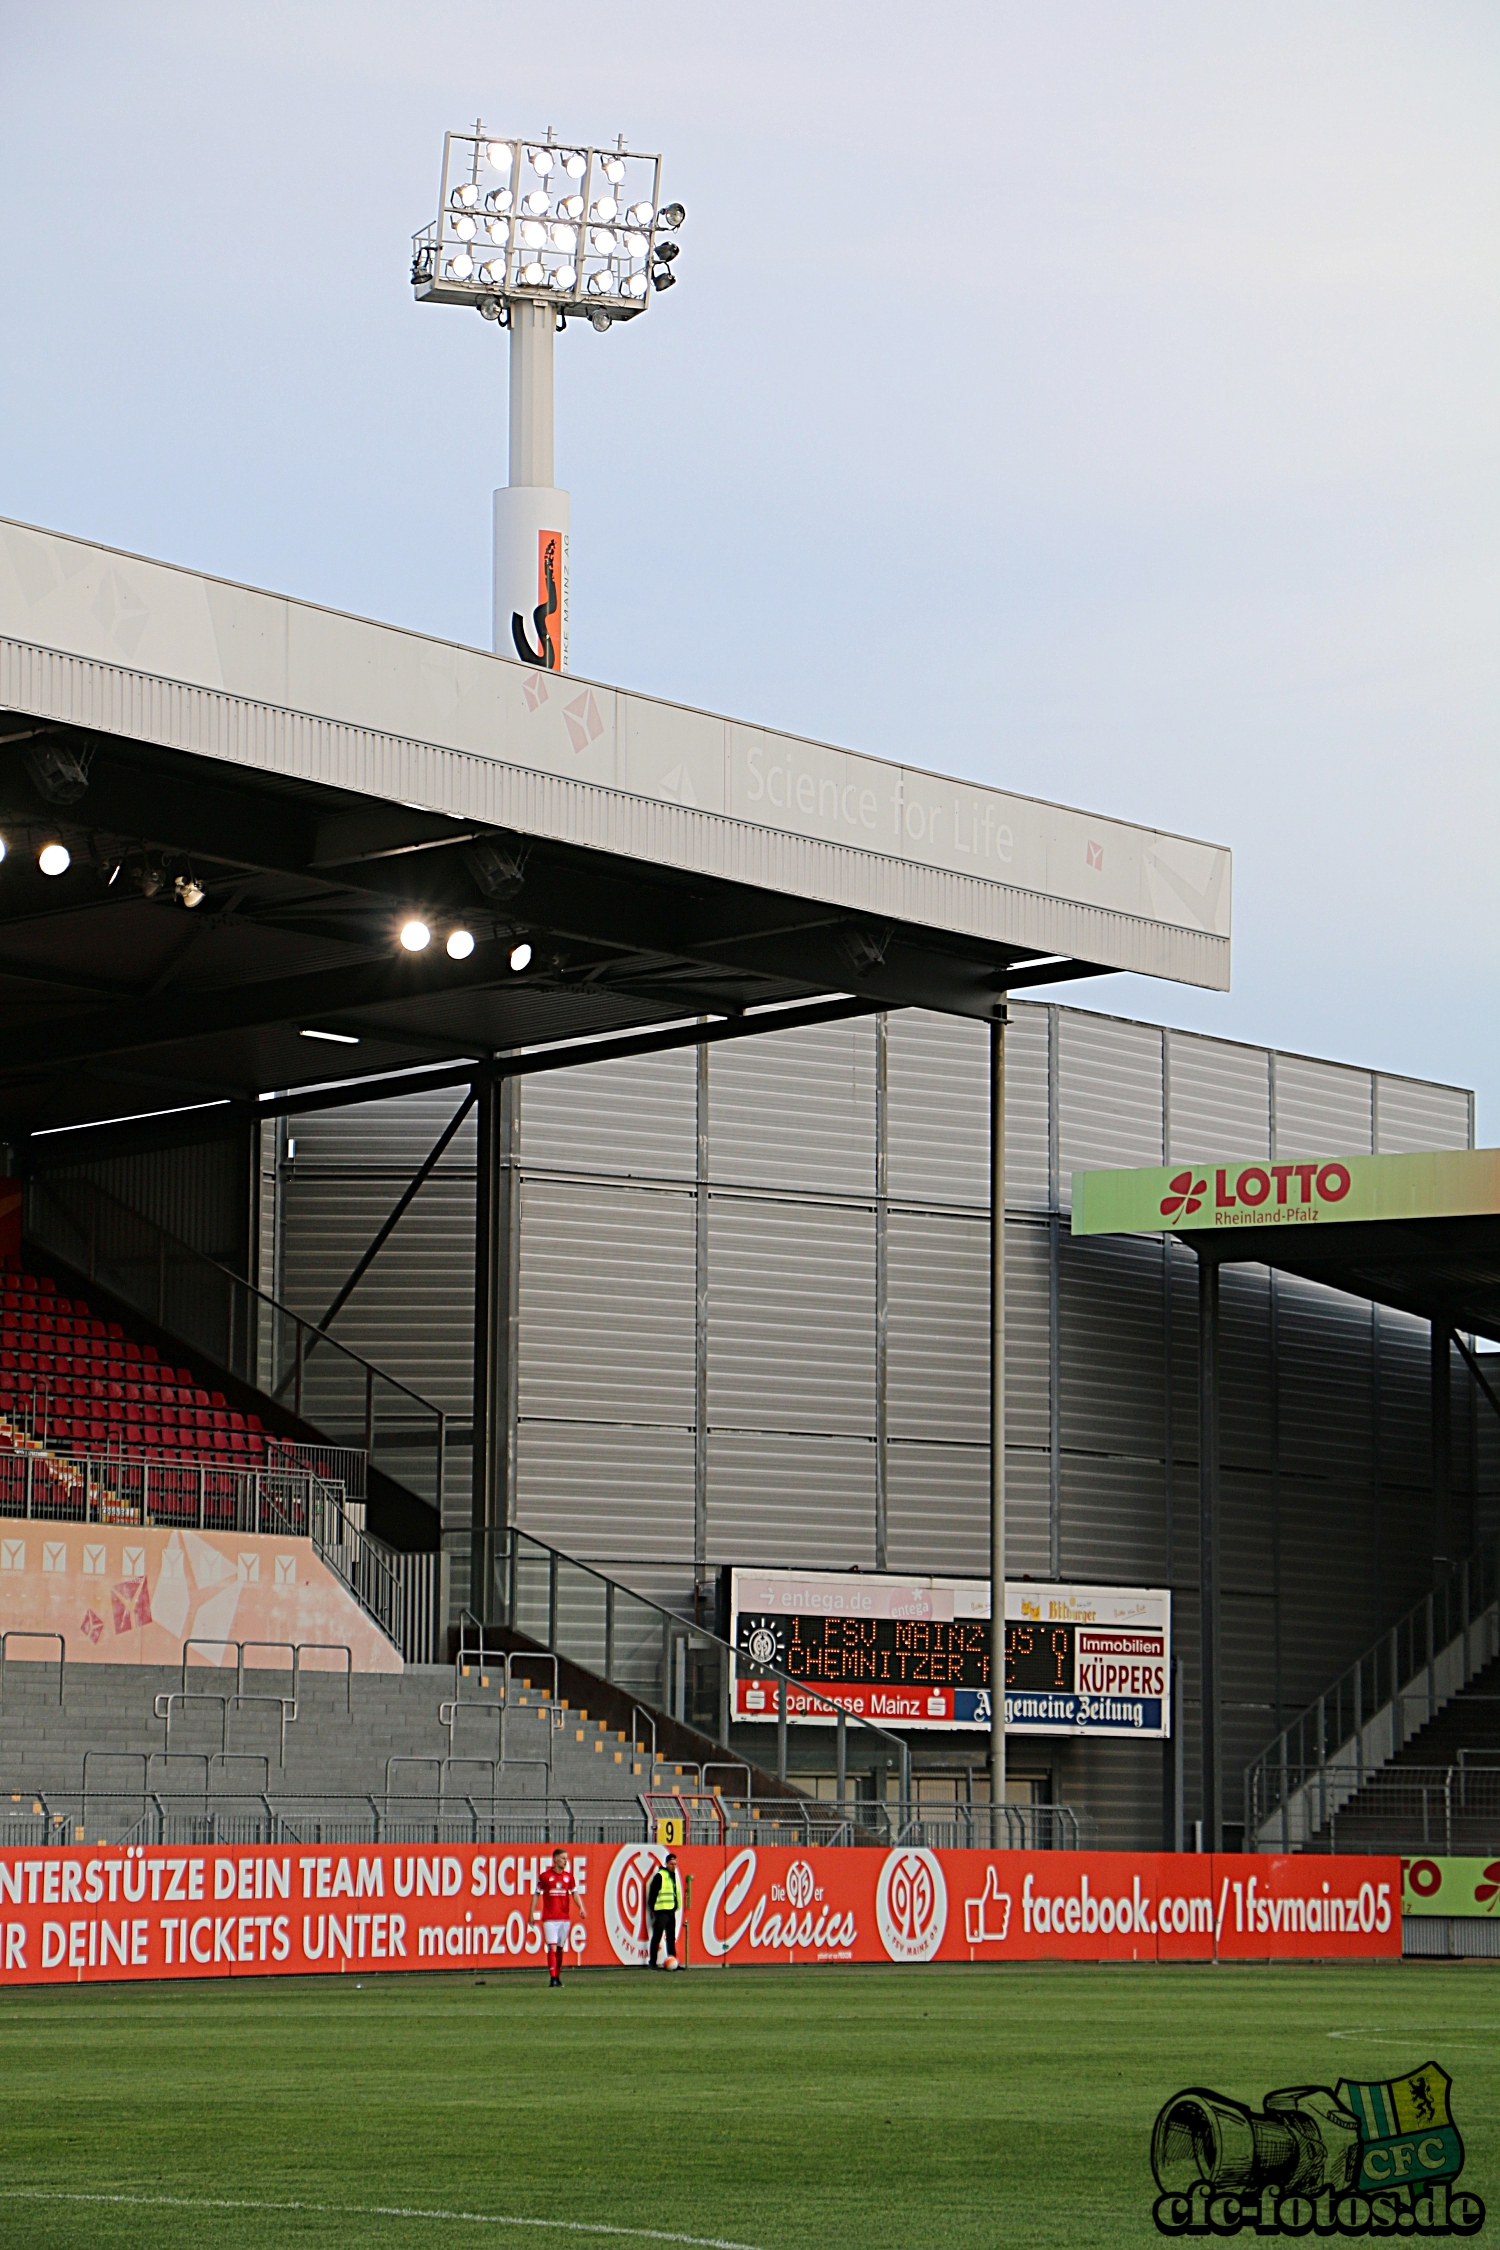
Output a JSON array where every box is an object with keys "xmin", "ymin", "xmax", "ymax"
[{"xmin": 729, "ymin": 1571, "xmax": 1170, "ymax": 1736}]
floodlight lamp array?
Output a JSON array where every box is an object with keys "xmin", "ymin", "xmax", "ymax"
[{"xmin": 412, "ymin": 127, "xmax": 683, "ymax": 326}]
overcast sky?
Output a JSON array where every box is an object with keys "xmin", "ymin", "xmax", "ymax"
[{"xmin": 2, "ymin": 4, "xmax": 1496, "ymax": 1129}]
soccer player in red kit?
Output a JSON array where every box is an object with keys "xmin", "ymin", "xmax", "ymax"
[{"xmin": 531, "ymin": 1849, "xmax": 582, "ymax": 1986}]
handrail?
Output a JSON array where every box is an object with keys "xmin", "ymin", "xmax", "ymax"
[
  {"xmin": 1245, "ymin": 1530, "xmax": 1500, "ymax": 1844},
  {"xmin": 24, "ymin": 1172, "xmax": 448, "ymax": 1511},
  {"xmin": 491, "ymin": 1524, "xmax": 913, "ymax": 1801}
]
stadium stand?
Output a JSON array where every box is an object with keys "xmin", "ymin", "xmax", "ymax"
[{"xmin": 0, "ymin": 1265, "xmax": 268, "ymax": 1487}]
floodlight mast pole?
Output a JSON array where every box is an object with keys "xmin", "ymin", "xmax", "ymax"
[{"xmin": 495, "ymin": 302, "xmax": 570, "ymax": 670}]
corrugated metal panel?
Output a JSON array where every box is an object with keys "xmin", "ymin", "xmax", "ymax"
[
  {"xmin": 1220, "ymin": 1265, "xmax": 1272, "ymax": 1475},
  {"xmin": 1375, "ymin": 1075, "xmax": 1473, "ymax": 1153},
  {"xmin": 1002, "ymin": 1217, "xmax": 1051, "ymax": 1454},
  {"xmin": 1003, "ymin": 1004, "xmax": 1051, "ymax": 1214},
  {"xmin": 705, "ymin": 1432, "xmax": 876, "ymax": 1567},
  {"xmin": 709, "ymin": 1017, "xmax": 875, "ymax": 1195},
  {"xmin": 1048, "ymin": 1736, "xmax": 1165, "ymax": 1851},
  {"xmin": 519, "ymin": 1046, "xmax": 695, "ymax": 1181},
  {"xmin": 1379, "ymin": 1307, "xmax": 1432, "ymax": 1488},
  {"xmin": 1001, "ymin": 1448, "xmax": 1052, "ymax": 1579},
  {"xmin": 1276, "ymin": 1474, "xmax": 1379, "ymax": 1710},
  {"xmin": 886, "ymin": 1209, "xmax": 990, "ymax": 1445},
  {"xmin": 1273, "ymin": 1055, "xmax": 1373, "ymax": 1158},
  {"xmin": 1221, "ymin": 1467, "xmax": 1275, "ymax": 1598},
  {"xmin": 1059, "ymin": 1453, "xmax": 1167, "ymax": 1583},
  {"xmin": 1058, "ymin": 1232, "xmax": 1165, "ymax": 1459},
  {"xmin": 884, "ymin": 1441, "xmax": 989, "ymax": 1575},
  {"xmin": 1277, "ymin": 1274, "xmax": 1374, "ymax": 1485},
  {"xmin": 50, "ymin": 1136, "xmax": 250, "ymax": 1268},
  {"xmin": 288, "ymin": 1088, "xmax": 477, "ymax": 1169},
  {"xmin": 1057, "ymin": 1011, "xmax": 1163, "ymax": 1203},
  {"xmin": 885, "ymin": 1009, "xmax": 992, "ymax": 1208},
  {"xmin": 517, "ymin": 1180, "xmax": 695, "ymax": 1426},
  {"xmin": 706, "ymin": 1195, "xmax": 875, "ymax": 1436},
  {"xmin": 1167, "ymin": 1033, "xmax": 1270, "ymax": 1163},
  {"xmin": 515, "ymin": 1421, "xmax": 693, "ymax": 1561}
]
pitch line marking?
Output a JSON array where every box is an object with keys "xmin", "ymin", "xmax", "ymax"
[{"xmin": 0, "ymin": 2188, "xmax": 769, "ymax": 2248}]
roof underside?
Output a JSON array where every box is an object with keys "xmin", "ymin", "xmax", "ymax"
[
  {"xmin": 0, "ymin": 517, "xmax": 1233, "ymax": 1147},
  {"xmin": 1205, "ymin": 1216, "xmax": 1500, "ymax": 1346}
]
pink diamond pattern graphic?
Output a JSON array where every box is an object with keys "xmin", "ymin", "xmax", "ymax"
[
  {"xmin": 564, "ymin": 690, "xmax": 604, "ymax": 754},
  {"xmin": 522, "ymin": 674, "xmax": 549, "ymax": 712}
]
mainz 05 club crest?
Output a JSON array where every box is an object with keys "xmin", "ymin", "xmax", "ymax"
[{"xmin": 1150, "ymin": 2061, "xmax": 1484, "ymax": 2236}]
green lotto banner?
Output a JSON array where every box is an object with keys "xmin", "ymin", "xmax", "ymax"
[
  {"xmin": 1402, "ymin": 1857, "xmax": 1500, "ymax": 1918},
  {"xmin": 1072, "ymin": 1147, "xmax": 1500, "ymax": 1239}
]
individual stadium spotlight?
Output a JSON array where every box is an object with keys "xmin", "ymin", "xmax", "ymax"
[
  {"xmin": 37, "ymin": 841, "xmax": 71, "ymax": 877},
  {"xmin": 411, "ymin": 124, "xmax": 685, "ymax": 673},
  {"xmin": 445, "ymin": 927, "xmax": 476, "ymax": 960},
  {"xmin": 0, "ymin": 834, "xmax": 7, "ymax": 864},
  {"xmin": 399, "ymin": 919, "xmax": 432, "ymax": 952},
  {"xmin": 175, "ymin": 874, "xmax": 205, "ymax": 909},
  {"xmin": 508, "ymin": 940, "xmax": 533, "ymax": 973}
]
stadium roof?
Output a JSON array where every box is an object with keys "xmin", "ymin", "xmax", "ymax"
[
  {"xmin": 0, "ymin": 516, "xmax": 1231, "ymax": 1145},
  {"xmin": 1072, "ymin": 1148, "xmax": 1500, "ymax": 1342}
]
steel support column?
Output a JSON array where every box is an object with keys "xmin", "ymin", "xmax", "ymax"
[
  {"xmin": 1197, "ymin": 1249, "xmax": 1222, "ymax": 1852},
  {"xmin": 471, "ymin": 1077, "xmax": 517, "ymax": 1628},
  {"xmin": 1432, "ymin": 1317, "xmax": 1452, "ymax": 1580},
  {"xmin": 988, "ymin": 1012, "xmax": 1007, "ymax": 1835}
]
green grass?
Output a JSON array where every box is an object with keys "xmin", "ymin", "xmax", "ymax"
[{"xmin": 0, "ymin": 1964, "xmax": 1495, "ymax": 2248}]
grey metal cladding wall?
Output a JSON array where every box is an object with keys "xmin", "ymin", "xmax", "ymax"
[
  {"xmin": 1219, "ymin": 1266, "xmax": 1272, "ymax": 1474},
  {"xmin": 1274, "ymin": 1055, "xmax": 1372, "ymax": 1158},
  {"xmin": 519, "ymin": 1046, "xmax": 695, "ymax": 1181},
  {"xmin": 1058, "ymin": 1232, "xmax": 1164, "ymax": 1457},
  {"xmin": 290, "ymin": 1087, "xmax": 478, "ymax": 1169},
  {"xmin": 1001, "ymin": 1448, "xmax": 1051, "ymax": 1578},
  {"xmin": 885, "ymin": 1009, "xmax": 991, "ymax": 1209},
  {"xmin": 1276, "ymin": 1475, "xmax": 1380, "ymax": 1708},
  {"xmin": 1057, "ymin": 1010, "xmax": 1163, "ymax": 1205},
  {"xmin": 884, "ymin": 1441, "xmax": 989, "ymax": 1575},
  {"xmin": 1375, "ymin": 1075, "xmax": 1473, "ymax": 1153},
  {"xmin": 705, "ymin": 1432, "xmax": 876, "ymax": 1568},
  {"xmin": 709, "ymin": 1017, "xmax": 875, "ymax": 1195},
  {"xmin": 885, "ymin": 1209, "xmax": 989, "ymax": 1445},
  {"xmin": 1049, "ymin": 1737, "xmax": 1164, "ymax": 1851},
  {"xmin": 515, "ymin": 1420, "xmax": 693, "ymax": 1563},
  {"xmin": 1002, "ymin": 1004, "xmax": 1051, "ymax": 1213},
  {"xmin": 1002, "ymin": 1218, "xmax": 1051, "ymax": 1453},
  {"xmin": 1167, "ymin": 1033, "xmax": 1269, "ymax": 1163},
  {"xmin": 54, "ymin": 1136, "xmax": 249, "ymax": 1267},
  {"xmin": 1220, "ymin": 1468, "xmax": 1275, "ymax": 1599},
  {"xmin": 516, "ymin": 1180, "xmax": 695, "ymax": 1427},
  {"xmin": 1378, "ymin": 1310, "xmax": 1431, "ymax": 1487},
  {"xmin": 1060, "ymin": 1453, "xmax": 1167, "ymax": 1583},
  {"xmin": 277, "ymin": 1167, "xmax": 475, "ymax": 1414},
  {"xmin": 705, "ymin": 1195, "xmax": 875, "ymax": 1436},
  {"xmin": 1277, "ymin": 1274, "xmax": 1374, "ymax": 1484}
]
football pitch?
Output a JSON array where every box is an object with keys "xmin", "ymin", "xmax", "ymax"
[{"xmin": 0, "ymin": 1963, "xmax": 1494, "ymax": 2249}]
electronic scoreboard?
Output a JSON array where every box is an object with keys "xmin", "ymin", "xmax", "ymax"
[{"xmin": 727, "ymin": 1569, "xmax": 1170, "ymax": 1736}]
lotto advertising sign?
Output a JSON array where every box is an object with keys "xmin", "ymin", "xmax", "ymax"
[
  {"xmin": 1072, "ymin": 1146, "xmax": 1500, "ymax": 1240},
  {"xmin": 0, "ymin": 1843, "xmax": 1397, "ymax": 1986}
]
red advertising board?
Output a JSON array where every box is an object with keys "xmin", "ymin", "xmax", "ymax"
[{"xmin": 0, "ymin": 1843, "xmax": 1399, "ymax": 1986}]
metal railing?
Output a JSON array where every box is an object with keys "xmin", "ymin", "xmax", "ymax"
[
  {"xmin": 1277, "ymin": 1761, "xmax": 1500, "ymax": 1857},
  {"xmin": 0, "ymin": 1441, "xmax": 336, "ymax": 1535},
  {"xmin": 24, "ymin": 1174, "xmax": 449, "ymax": 1512},
  {"xmin": 481, "ymin": 1526, "xmax": 913, "ymax": 1806},
  {"xmin": 15, "ymin": 1790, "xmax": 1096, "ymax": 1851},
  {"xmin": 1245, "ymin": 1534, "xmax": 1500, "ymax": 1850}
]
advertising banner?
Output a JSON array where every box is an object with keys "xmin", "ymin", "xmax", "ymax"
[
  {"xmin": 0, "ymin": 1843, "xmax": 1398, "ymax": 1987},
  {"xmin": 1072, "ymin": 1147, "xmax": 1500, "ymax": 1241},
  {"xmin": 1401, "ymin": 1857, "xmax": 1500, "ymax": 1917},
  {"xmin": 729, "ymin": 1569, "xmax": 1170, "ymax": 1736}
]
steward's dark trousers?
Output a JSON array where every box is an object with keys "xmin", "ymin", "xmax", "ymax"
[{"xmin": 648, "ymin": 1910, "xmax": 678, "ymax": 1965}]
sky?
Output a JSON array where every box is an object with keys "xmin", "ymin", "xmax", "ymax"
[{"xmin": 1, "ymin": 3, "xmax": 1496, "ymax": 1126}]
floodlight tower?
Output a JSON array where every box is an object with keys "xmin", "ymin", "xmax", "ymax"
[{"xmin": 412, "ymin": 124, "xmax": 686, "ymax": 673}]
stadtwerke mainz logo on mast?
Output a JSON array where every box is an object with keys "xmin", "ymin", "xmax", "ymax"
[{"xmin": 1149, "ymin": 2061, "xmax": 1483, "ymax": 2236}]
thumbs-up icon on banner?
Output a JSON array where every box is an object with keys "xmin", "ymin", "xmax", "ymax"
[{"xmin": 964, "ymin": 1865, "xmax": 1012, "ymax": 1945}]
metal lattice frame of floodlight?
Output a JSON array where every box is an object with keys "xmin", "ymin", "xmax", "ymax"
[{"xmin": 411, "ymin": 123, "xmax": 685, "ymax": 334}]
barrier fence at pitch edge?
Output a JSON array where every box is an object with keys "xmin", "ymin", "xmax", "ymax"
[{"xmin": 0, "ymin": 1845, "xmax": 1400, "ymax": 1984}]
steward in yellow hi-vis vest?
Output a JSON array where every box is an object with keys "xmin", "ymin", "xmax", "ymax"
[{"xmin": 645, "ymin": 1855, "xmax": 683, "ymax": 1970}]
